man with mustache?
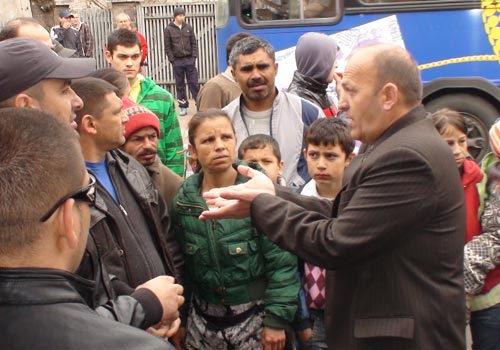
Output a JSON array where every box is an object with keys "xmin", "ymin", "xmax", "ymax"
[
  {"xmin": 121, "ymin": 97, "xmax": 183, "ymax": 207},
  {"xmin": 223, "ymin": 36, "xmax": 325, "ymax": 190}
]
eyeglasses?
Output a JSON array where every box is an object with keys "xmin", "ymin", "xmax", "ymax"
[{"xmin": 39, "ymin": 174, "xmax": 97, "ymax": 222}]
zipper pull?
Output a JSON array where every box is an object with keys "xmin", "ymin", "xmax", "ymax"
[{"xmin": 119, "ymin": 204, "xmax": 128, "ymax": 216}]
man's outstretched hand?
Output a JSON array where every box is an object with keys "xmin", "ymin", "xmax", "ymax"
[{"xmin": 199, "ymin": 165, "xmax": 275, "ymax": 220}]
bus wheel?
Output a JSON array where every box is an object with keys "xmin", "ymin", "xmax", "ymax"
[{"xmin": 424, "ymin": 93, "xmax": 499, "ymax": 162}]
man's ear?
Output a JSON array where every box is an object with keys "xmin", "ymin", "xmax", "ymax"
[
  {"xmin": 303, "ymin": 147, "xmax": 307, "ymax": 158},
  {"xmin": 12, "ymin": 93, "xmax": 35, "ymax": 108},
  {"xmin": 79, "ymin": 114, "xmax": 98, "ymax": 135},
  {"xmin": 275, "ymin": 62, "xmax": 278, "ymax": 76},
  {"xmin": 105, "ymin": 50, "xmax": 113, "ymax": 64},
  {"xmin": 61, "ymin": 199, "xmax": 78, "ymax": 250},
  {"xmin": 381, "ymin": 82, "xmax": 398, "ymax": 110},
  {"xmin": 345, "ymin": 152, "xmax": 355, "ymax": 167},
  {"xmin": 230, "ymin": 66, "xmax": 236, "ymax": 81}
]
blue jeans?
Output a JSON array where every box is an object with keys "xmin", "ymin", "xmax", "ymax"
[
  {"xmin": 470, "ymin": 305, "xmax": 500, "ymax": 350},
  {"xmin": 297, "ymin": 309, "xmax": 328, "ymax": 350}
]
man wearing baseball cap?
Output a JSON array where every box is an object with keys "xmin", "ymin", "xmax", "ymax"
[
  {"xmin": 50, "ymin": 10, "xmax": 83, "ymax": 56},
  {"xmin": 0, "ymin": 37, "xmax": 95, "ymax": 128},
  {"xmin": 121, "ymin": 97, "xmax": 183, "ymax": 207}
]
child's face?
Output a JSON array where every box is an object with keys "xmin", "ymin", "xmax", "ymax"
[
  {"xmin": 440, "ymin": 125, "xmax": 468, "ymax": 169},
  {"xmin": 242, "ymin": 145, "xmax": 284, "ymax": 184},
  {"xmin": 304, "ymin": 143, "xmax": 348, "ymax": 186}
]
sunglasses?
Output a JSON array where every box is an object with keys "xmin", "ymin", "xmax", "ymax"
[{"xmin": 39, "ymin": 174, "xmax": 97, "ymax": 223}]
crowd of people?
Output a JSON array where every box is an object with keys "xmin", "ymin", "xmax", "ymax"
[{"xmin": 0, "ymin": 6, "xmax": 499, "ymax": 350}]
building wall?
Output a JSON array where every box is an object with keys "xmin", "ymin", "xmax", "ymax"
[{"xmin": 0, "ymin": 0, "xmax": 32, "ymax": 23}]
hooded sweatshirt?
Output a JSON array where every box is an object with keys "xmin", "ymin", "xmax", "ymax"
[{"xmin": 287, "ymin": 32, "xmax": 338, "ymax": 116}]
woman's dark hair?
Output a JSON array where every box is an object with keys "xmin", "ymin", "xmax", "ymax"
[
  {"xmin": 188, "ymin": 108, "xmax": 234, "ymax": 146},
  {"xmin": 430, "ymin": 108, "xmax": 467, "ymax": 135}
]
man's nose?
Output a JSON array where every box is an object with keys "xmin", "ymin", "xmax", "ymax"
[{"xmin": 70, "ymin": 88, "xmax": 83, "ymax": 111}]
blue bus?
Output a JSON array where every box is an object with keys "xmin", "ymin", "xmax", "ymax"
[{"xmin": 214, "ymin": 0, "xmax": 500, "ymax": 159}]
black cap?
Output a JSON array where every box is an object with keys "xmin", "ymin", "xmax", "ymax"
[
  {"xmin": 59, "ymin": 10, "xmax": 74, "ymax": 18},
  {"xmin": 0, "ymin": 38, "xmax": 96, "ymax": 101},
  {"xmin": 173, "ymin": 7, "xmax": 185, "ymax": 17}
]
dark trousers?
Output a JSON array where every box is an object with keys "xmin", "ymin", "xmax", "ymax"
[
  {"xmin": 471, "ymin": 305, "xmax": 500, "ymax": 350},
  {"xmin": 173, "ymin": 56, "xmax": 200, "ymax": 108}
]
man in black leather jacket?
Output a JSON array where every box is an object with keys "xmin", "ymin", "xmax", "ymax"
[
  {"xmin": 72, "ymin": 77, "xmax": 184, "ymax": 339},
  {"xmin": 0, "ymin": 38, "xmax": 184, "ymax": 331},
  {"xmin": 0, "ymin": 108, "xmax": 183, "ymax": 349}
]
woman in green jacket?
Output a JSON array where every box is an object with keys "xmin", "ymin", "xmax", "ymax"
[{"xmin": 170, "ymin": 109, "xmax": 298, "ymax": 350}]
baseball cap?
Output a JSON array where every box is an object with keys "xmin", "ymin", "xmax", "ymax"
[
  {"xmin": 59, "ymin": 10, "xmax": 74, "ymax": 18},
  {"xmin": 0, "ymin": 38, "xmax": 96, "ymax": 102}
]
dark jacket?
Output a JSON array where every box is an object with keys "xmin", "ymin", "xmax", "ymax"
[
  {"xmin": 288, "ymin": 70, "xmax": 337, "ymax": 117},
  {"xmin": 163, "ymin": 21, "xmax": 198, "ymax": 62},
  {"xmin": 0, "ymin": 268, "xmax": 170, "ymax": 350},
  {"xmin": 88, "ymin": 150, "xmax": 183, "ymax": 288},
  {"xmin": 250, "ymin": 106, "xmax": 466, "ymax": 349},
  {"xmin": 170, "ymin": 160, "xmax": 299, "ymax": 329},
  {"xmin": 75, "ymin": 22, "xmax": 93, "ymax": 57},
  {"xmin": 50, "ymin": 25, "xmax": 82, "ymax": 57}
]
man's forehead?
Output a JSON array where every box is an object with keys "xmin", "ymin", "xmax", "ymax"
[
  {"xmin": 238, "ymin": 51, "xmax": 274, "ymax": 66},
  {"xmin": 41, "ymin": 78, "xmax": 71, "ymax": 89},
  {"xmin": 114, "ymin": 46, "xmax": 141, "ymax": 55},
  {"xmin": 131, "ymin": 126, "xmax": 158, "ymax": 137}
]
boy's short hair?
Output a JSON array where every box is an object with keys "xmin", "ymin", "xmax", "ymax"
[
  {"xmin": 107, "ymin": 28, "xmax": 141, "ymax": 54},
  {"xmin": 238, "ymin": 134, "xmax": 282, "ymax": 162},
  {"xmin": 304, "ymin": 118, "xmax": 355, "ymax": 157}
]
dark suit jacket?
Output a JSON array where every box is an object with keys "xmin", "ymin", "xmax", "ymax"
[{"xmin": 250, "ymin": 105, "xmax": 465, "ymax": 350}]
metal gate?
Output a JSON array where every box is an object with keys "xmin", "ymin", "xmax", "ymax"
[
  {"xmin": 137, "ymin": 1, "xmax": 218, "ymax": 97},
  {"xmin": 78, "ymin": 7, "xmax": 114, "ymax": 70}
]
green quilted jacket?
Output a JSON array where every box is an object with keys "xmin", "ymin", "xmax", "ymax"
[
  {"xmin": 170, "ymin": 161, "xmax": 299, "ymax": 329},
  {"xmin": 137, "ymin": 77, "xmax": 184, "ymax": 176}
]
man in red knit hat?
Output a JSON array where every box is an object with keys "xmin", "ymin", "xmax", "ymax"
[{"xmin": 121, "ymin": 97, "xmax": 183, "ymax": 207}]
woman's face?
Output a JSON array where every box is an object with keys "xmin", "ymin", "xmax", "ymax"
[
  {"xmin": 188, "ymin": 116, "xmax": 236, "ymax": 173},
  {"xmin": 441, "ymin": 125, "xmax": 468, "ymax": 169}
]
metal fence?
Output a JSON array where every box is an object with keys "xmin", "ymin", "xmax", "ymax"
[
  {"xmin": 138, "ymin": 1, "xmax": 218, "ymax": 97},
  {"xmin": 78, "ymin": 7, "xmax": 114, "ymax": 70}
]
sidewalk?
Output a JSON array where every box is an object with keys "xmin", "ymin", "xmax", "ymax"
[{"xmin": 176, "ymin": 99, "xmax": 196, "ymax": 147}]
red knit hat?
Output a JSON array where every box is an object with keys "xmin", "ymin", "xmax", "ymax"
[{"xmin": 122, "ymin": 97, "xmax": 161, "ymax": 140}]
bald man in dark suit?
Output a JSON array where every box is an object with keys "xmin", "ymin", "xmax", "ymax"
[{"xmin": 200, "ymin": 43, "xmax": 465, "ymax": 350}]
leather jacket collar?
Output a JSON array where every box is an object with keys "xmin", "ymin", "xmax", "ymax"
[{"xmin": 0, "ymin": 268, "xmax": 95, "ymax": 307}]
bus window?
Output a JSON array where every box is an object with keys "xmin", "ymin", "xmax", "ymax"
[
  {"xmin": 304, "ymin": 0, "xmax": 336, "ymax": 18},
  {"xmin": 241, "ymin": 0, "xmax": 340, "ymax": 23}
]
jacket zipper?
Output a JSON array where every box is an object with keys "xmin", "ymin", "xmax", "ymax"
[{"xmin": 176, "ymin": 201, "xmax": 223, "ymax": 284}]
